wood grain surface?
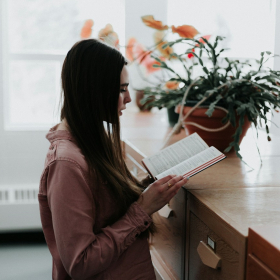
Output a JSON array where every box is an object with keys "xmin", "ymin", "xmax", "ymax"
[
  {"xmin": 188, "ymin": 188, "xmax": 280, "ymax": 237},
  {"xmin": 187, "ymin": 192, "xmax": 246, "ymax": 280},
  {"xmin": 247, "ymin": 226, "xmax": 280, "ymax": 279},
  {"xmin": 246, "ymin": 254, "xmax": 280, "ymax": 280},
  {"xmin": 188, "ymin": 213, "xmax": 240, "ymax": 280}
]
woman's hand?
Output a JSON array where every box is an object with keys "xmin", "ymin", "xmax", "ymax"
[{"xmin": 137, "ymin": 175, "xmax": 189, "ymax": 216}]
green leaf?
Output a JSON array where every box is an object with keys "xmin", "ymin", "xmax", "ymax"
[
  {"xmin": 224, "ymin": 145, "xmax": 233, "ymax": 153},
  {"xmin": 151, "ymin": 56, "xmax": 167, "ymax": 67},
  {"xmin": 162, "ymin": 43, "xmax": 170, "ymax": 49},
  {"xmin": 203, "ymin": 67, "xmax": 209, "ymax": 74},
  {"xmin": 205, "ymin": 103, "xmax": 215, "ymax": 117},
  {"xmin": 214, "ymin": 40, "xmax": 218, "ymax": 49}
]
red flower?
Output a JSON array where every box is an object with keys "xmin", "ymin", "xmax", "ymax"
[
  {"xmin": 187, "ymin": 48, "xmax": 195, "ymax": 59},
  {"xmin": 165, "ymin": 81, "xmax": 179, "ymax": 90},
  {"xmin": 126, "ymin": 37, "xmax": 137, "ymax": 62},
  {"xmin": 195, "ymin": 35, "xmax": 211, "ymax": 46},
  {"xmin": 171, "ymin": 25, "xmax": 199, "ymax": 38},
  {"xmin": 80, "ymin": 19, "xmax": 94, "ymax": 39},
  {"xmin": 154, "ymin": 31, "xmax": 174, "ymax": 58},
  {"xmin": 141, "ymin": 15, "xmax": 169, "ymax": 30},
  {"xmin": 126, "ymin": 37, "xmax": 163, "ymax": 74},
  {"xmin": 98, "ymin": 24, "xmax": 119, "ymax": 49}
]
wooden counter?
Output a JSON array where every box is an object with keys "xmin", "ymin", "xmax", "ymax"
[
  {"xmin": 120, "ymin": 108, "xmax": 280, "ymax": 280},
  {"xmin": 121, "ymin": 109, "xmax": 280, "ymax": 188}
]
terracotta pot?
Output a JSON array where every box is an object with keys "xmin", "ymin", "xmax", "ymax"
[
  {"xmin": 175, "ymin": 106, "xmax": 251, "ymax": 153},
  {"xmin": 135, "ymin": 90, "xmax": 153, "ymax": 112}
]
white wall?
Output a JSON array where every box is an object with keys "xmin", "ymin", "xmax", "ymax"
[
  {"xmin": 271, "ymin": 0, "xmax": 280, "ymax": 135},
  {"xmin": 125, "ymin": 0, "xmax": 168, "ymax": 97}
]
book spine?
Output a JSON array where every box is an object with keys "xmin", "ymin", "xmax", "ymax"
[
  {"xmin": 182, "ymin": 154, "xmax": 226, "ymax": 178},
  {"xmin": 141, "ymin": 160, "xmax": 156, "ymax": 180}
]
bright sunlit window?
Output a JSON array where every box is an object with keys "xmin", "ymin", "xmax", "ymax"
[
  {"xmin": 168, "ymin": 0, "xmax": 276, "ymax": 59},
  {"xmin": 3, "ymin": 0, "xmax": 125, "ymax": 130}
]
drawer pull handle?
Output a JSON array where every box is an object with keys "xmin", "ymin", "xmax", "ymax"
[
  {"xmin": 158, "ymin": 204, "xmax": 173, "ymax": 218},
  {"xmin": 197, "ymin": 241, "xmax": 221, "ymax": 269}
]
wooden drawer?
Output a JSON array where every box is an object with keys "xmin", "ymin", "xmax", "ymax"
[
  {"xmin": 247, "ymin": 254, "xmax": 280, "ymax": 280},
  {"xmin": 247, "ymin": 226, "xmax": 280, "ymax": 279},
  {"xmin": 186, "ymin": 192, "xmax": 246, "ymax": 280},
  {"xmin": 188, "ymin": 212, "xmax": 240, "ymax": 280},
  {"xmin": 150, "ymin": 187, "xmax": 187, "ymax": 280}
]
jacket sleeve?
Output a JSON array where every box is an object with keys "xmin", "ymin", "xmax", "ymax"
[{"xmin": 47, "ymin": 159, "xmax": 152, "ymax": 280}]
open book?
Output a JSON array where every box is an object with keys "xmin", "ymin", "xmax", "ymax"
[{"xmin": 141, "ymin": 133, "xmax": 226, "ymax": 180}]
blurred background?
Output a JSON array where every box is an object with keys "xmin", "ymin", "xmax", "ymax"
[{"xmin": 0, "ymin": 0, "xmax": 279, "ymax": 279}]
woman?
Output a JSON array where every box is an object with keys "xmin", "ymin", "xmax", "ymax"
[{"xmin": 38, "ymin": 39, "xmax": 188, "ymax": 280}]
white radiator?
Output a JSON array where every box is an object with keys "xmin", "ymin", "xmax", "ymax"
[{"xmin": 0, "ymin": 184, "xmax": 42, "ymax": 232}]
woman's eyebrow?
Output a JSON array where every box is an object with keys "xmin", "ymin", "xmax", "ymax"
[{"xmin": 120, "ymin": 83, "xmax": 129, "ymax": 87}]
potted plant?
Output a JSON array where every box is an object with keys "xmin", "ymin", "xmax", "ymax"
[
  {"xmin": 141, "ymin": 35, "xmax": 280, "ymax": 159},
  {"xmin": 125, "ymin": 15, "xmax": 204, "ymax": 116}
]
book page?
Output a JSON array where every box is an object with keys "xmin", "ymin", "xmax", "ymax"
[
  {"xmin": 142, "ymin": 133, "xmax": 209, "ymax": 177},
  {"xmin": 156, "ymin": 146, "xmax": 225, "ymax": 179}
]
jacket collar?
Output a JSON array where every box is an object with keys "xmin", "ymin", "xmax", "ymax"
[{"xmin": 46, "ymin": 124, "xmax": 77, "ymax": 144}]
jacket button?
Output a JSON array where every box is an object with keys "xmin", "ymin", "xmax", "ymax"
[
  {"xmin": 135, "ymin": 233, "xmax": 139, "ymax": 238},
  {"xmin": 144, "ymin": 221, "xmax": 148, "ymax": 226}
]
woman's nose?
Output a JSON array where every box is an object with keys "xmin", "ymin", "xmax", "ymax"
[{"xmin": 125, "ymin": 91, "xmax": 132, "ymax": 104}]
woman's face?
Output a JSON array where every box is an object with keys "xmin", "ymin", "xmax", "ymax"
[{"xmin": 118, "ymin": 65, "xmax": 131, "ymax": 116}]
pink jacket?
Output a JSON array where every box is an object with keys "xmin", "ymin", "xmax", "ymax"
[{"xmin": 38, "ymin": 126, "xmax": 156, "ymax": 280}]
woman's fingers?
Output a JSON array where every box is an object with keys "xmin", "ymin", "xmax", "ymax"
[
  {"xmin": 155, "ymin": 174, "xmax": 176, "ymax": 186},
  {"xmin": 137, "ymin": 175, "xmax": 190, "ymax": 216},
  {"xmin": 164, "ymin": 175, "xmax": 185, "ymax": 189},
  {"xmin": 166, "ymin": 177, "xmax": 189, "ymax": 199},
  {"xmin": 173, "ymin": 176, "xmax": 188, "ymax": 187},
  {"xmin": 167, "ymin": 176, "xmax": 188, "ymax": 191}
]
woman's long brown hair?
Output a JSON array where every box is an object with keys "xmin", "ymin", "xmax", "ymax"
[{"xmin": 60, "ymin": 39, "xmax": 151, "ymax": 229}]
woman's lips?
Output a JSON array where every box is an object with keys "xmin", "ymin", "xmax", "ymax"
[{"xmin": 119, "ymin": 107, "xmax": 126, "ymax": 115}]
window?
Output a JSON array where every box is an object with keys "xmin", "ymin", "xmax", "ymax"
[
  {"xmin": 168, "ymin": 0, "xmax": 276, "ymax": 59},
  {"xmin": 3, "ymin": 0, "xmax": 125, "ymax": 130},
  {"xmin": 0, "ymin": 0, "xmax": 125, "ymax": 230}
]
